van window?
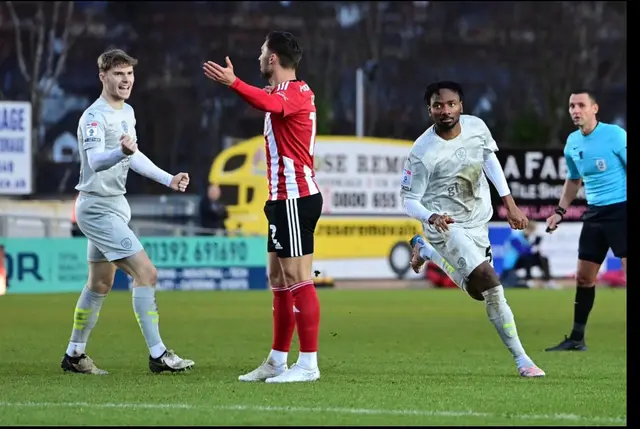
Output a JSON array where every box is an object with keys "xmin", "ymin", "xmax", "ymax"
[
  {"xmin": 219, "ymin": 185, "xmax": 239, "ymax": 205},
  {"xmin": 223, "ymin": 154, "xmax": 247, "ymax": 172}
]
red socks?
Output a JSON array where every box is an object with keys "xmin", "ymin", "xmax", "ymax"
[
  {"xmin": 271, "ymin": 281, "xmax": 320, "ymax": 353},
  {"xmin": 290, "ymin": 280, "xmax": 320, "ymax": 352},
  {"xmin": 271, "ymin": 285, "xmax": 295, "ymax": 352}
]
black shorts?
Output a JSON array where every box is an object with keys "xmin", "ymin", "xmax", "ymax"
[
  {"xmin": 264, "ymin": 193, "xmax": 323, "ymax": 258},
  {"xmin": 578, "ymin": 201, "xmax": 627, "ymax": 264}
]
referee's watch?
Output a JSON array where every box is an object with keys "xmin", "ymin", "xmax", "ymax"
[{"xmin": 554, "ymin": 206, "xmax": 567, "ymax": 221}]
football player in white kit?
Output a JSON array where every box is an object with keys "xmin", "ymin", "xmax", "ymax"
[
  {"xmin": 401, "ymin": 81, "xmax": 545, "ymax": 377},
  {"xmin": 61, "ymin": 49, "xmax": 194, "ymax": 375}
]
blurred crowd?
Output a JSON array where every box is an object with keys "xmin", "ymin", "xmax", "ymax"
[{"xmin": 0, "ymin": 1, "xmax": 627, "ymax": 195}]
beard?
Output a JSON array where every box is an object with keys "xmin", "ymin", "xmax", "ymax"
[
  {"xmin": 260, "ymin": 70, "xmax": 272, "ymax": 80},
  {"xmin": 260, "ymin": 62, "xmax": 273, "ymax": 81}
]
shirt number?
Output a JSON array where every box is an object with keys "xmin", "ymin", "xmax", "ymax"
[{"xmin": 309, "ymin": 111, "xmax": 317, "ymax": 156}]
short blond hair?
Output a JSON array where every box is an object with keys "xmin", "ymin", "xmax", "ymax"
[{"xmin": 97, "ymin": 49, "xmax": 138, "ymax": 73}]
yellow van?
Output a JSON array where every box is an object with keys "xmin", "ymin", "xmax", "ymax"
[{"xmin": 208, "ymin": 136, "xmax": 423, "ymax": 279}]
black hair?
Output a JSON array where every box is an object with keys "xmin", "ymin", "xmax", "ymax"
[
  {"xmin": 570, "ymin": 88, "xmax": 598, "ymax": 104},
  {"xmin": 265, "ymin": 31, "xmax": 303, "ymax": 70},
  {"xmin": 424, "ymin": 81, "xmax": 465, "ymax": 105}
]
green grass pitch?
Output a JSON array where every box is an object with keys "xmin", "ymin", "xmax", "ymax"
[{"xmin": 0, "ymin": 288, "xmax": 626, "ymax": 426}]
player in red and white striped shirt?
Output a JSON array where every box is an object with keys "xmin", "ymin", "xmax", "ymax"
[
  {"xmin": 263, "ymin": 78, "xmax": 319, "ymax": 200},
  {"xmin": 204, "ymin": 31, "xmax": 323, "ymax": 383}
]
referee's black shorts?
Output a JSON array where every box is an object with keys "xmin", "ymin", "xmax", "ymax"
[
  {"xmin": 264, "ymin": 193, "xmax": 323, "ymax": 258},
  {"xmin": 578, "ymin": 201, "xmax": 627, "ymax": 264}
]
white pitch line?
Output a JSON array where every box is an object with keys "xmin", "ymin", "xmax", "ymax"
[{"xmin": 0, "ymin": 402, "xmax": 626, "ymax": 424}]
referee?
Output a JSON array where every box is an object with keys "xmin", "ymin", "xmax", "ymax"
[{"xmin": 545, "ymin": 89, "xmax": 626, "ymax": 352}]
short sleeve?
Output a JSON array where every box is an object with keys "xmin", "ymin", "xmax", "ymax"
[
  {"xmin": 564, "ymin": 143, "xmax": 581, "ymax": 180},
  {"xmin": 478, "ymin": 118, "xmax": 498, "ymax": 156},
  {"xmin": 80, "ymin": 111, "xmax": 106, "ymax": 150},
  {"xmin": 612, "ymin": 126, "xmax": 626, "ymax": 165},
  {"xmin": 399, "ymin": 153, "xmax": 429, "ymax": 200}
]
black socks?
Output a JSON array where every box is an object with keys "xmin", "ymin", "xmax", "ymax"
[{"xmin": 569, "ymin": 286, "xmax": 595, "ymax": 341}]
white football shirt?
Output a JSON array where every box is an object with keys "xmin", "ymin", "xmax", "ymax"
[
  {"xmin": 400, "ymin": 114, "xmax": 498, "ymax": 228},
  {"xmin": 76, "ymin": 96, "xmax": 137, "ymax": 196}
]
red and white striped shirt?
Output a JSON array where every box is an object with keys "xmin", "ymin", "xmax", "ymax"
[
  {"xmin": 264, "ymin": 80, "xmax": 319, "ymax": 200},
  {"xmin": 230, "ymin": 78, "xmax": 320, "ymax": 200}
]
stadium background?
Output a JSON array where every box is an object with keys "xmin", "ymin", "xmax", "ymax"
[
  {"xmin": 0, "ymin": 1, "xmax": 627, "ymax": 291},
  {"xmin": 0, "ymin": 2, "xmax": 628, "ymax": 426}
]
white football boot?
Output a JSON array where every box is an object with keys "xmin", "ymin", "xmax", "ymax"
[
  {"xmin": 239, "ymin": 359, "xmax": 288, "ymax": 382},
  {"xmin": 265, "ymin": 363, "xmax": 320, "ymax": 383},
  {"xmin": 149, "ymin": 349, "xmax": 195, "ymax": 373}
]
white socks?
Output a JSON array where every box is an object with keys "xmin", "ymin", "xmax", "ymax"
[
  {"xmin": 132, "ymin": 286, "xmax": 167, "ymax": 359},
  {"xmin": 267, "ymin": 349, "xmax": 318, "ymax": 369},
  {"xmin": 268, "ymin": 349, "xmax": 288, "ymax": 367},
  {"xmin": 297, "ymin": 352, "xmax": 318, "ymax": 369},
  {"xmin": 66, "ymin": 342, "xmax": 86, "ymax": 357},
  {"xmin": 419, "ymin": 245, "xmax": 434, "ymax": 260},
  {"xmin": 482, "ymin": 285, "xmax": 530, "ymax": 367}
]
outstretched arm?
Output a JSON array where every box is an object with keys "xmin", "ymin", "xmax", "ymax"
[
  {"xmin": 130, "ymin": 151, "xmax": 173, "ymax": 187},
  {"xmin": 203, "ymin": 57, "xmax": 285, "ymax": 114},
  {"xmin": 230, "ymin": 78, "xmax": 285, "ymax": 114}
]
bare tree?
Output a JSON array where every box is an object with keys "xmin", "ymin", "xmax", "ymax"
[
  {"xmin": 491, "ymin": 1, "xmax": 626, "ymax": 146},
  {"xmin": 360, "ymin": 2, "xmax": 384, "ymax": 136},
  {"xmin": 0, "ymin": 32, "xmax": 11, "ymax": 100},
  {"xmin": 299, "ymin": 6, "xmax": 340, "ymax": 135},
  {"xmin": 5, "ymin": 1, "xmax": 86, "ymax": 165}
]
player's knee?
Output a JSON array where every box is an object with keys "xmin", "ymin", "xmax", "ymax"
[
  {"xmin": 282, "ymin": 268, "xmax": 304, "ymax": 286},
  {"xmin": 87, "ymin": 262, "xmax": 116, "ymax": 294},
  {"xmin": 88, "ymin": 278, "xmax": 113, "ymax": 294},
  {"xmin": 466, "ymin": 287, "xmax": 485, "ymax": 301},
  {"xmin": 268, "ymin": 272, "xmax": 286, "ymax": 288},
  {"xmin": 280, "ymin": 260, "xmax": 309, "ymax": 285},
  {"xmin": 575, "ymin": 271, "xmax": 597, "ymax": 287},
  {"xmin": 136, "ymin": 263, "xmax": 158, "ymax": 286},
  {"xmin": 467, "ymin": 262, "xmax": 500, "ymax": 297},
  {"xmin": 280, "ymin": 254, "xmax": 313, "ymax": 286}
]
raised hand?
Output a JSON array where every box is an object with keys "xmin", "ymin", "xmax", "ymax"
[
  {"xmin": 120, "ymin": 134, "xmax": 138, "ymax": 155},
  {"xmin": 202, "ymin": 57, "xmax": 237, "ymax": 87}
]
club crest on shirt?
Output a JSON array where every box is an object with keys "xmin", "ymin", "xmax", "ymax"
[
  {"xmin": 455, "ymin": 147, "xmax": 467, "ymax": 161},
  {"xmin": 595, "ymin": 158, "xmax": 607, "ymax": 171},
  {"xmin": 121, "ymin": 238, "xmax": 132, "ymax": 249},
  {"xmin": 121, "ymin": 120, "xmax": 128, "ymax": 133}
]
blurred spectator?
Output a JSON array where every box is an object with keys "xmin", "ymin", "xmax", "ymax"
[
  {"xmin": 425, "ymin": 262, "xmax": 458, "ymax": 289},
  {"xmin": 500, "ymin": 221, "xmax": 555, "ymax": 288},
  {"xmin": 598, "ymin": 269, "xmax": 626, "ymax": 288},
  {"xmin": 199, "ymin": 183, "xmax": 228, "ymax": 235}
]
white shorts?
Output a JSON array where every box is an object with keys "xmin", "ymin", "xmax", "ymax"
[
  {"xmin": 75, "ymin": 194, "xmax": 143, "ymax": 262},
  {"xmin": 423, "ymin": 223, "xmax": 493, "ymax": 280}
]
